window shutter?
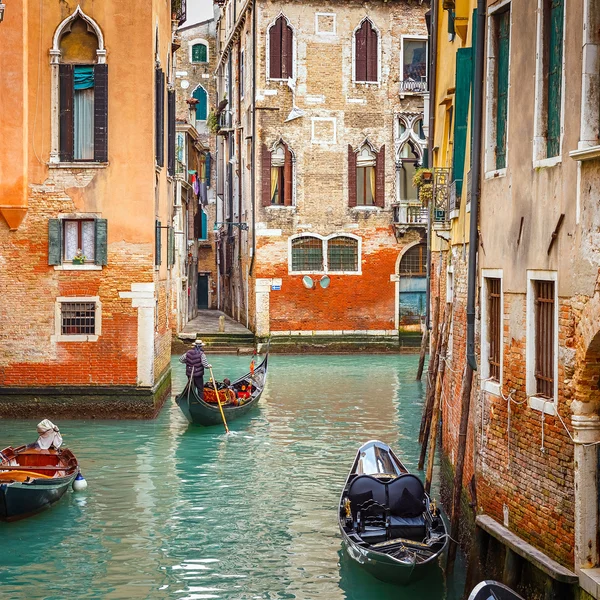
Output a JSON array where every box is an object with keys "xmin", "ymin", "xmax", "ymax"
[
  {"xmin": 94, "ymin": 219, "xmax": 108, "ymax": 265},
  {"xmin": 206, "ymin": 153, "xmax": 211, "ymax": 187},
  {"xmin": 469, "ymin": 9, "xmax": 478, "ymax": 167},
  {"xmin": 452, "ymin": 48, "xmax": 472, "ymax": 197},
  {"xmin": 155, "ymin": 70, "xmax": 165, "ymax": 167},
  {"xmin": 269, "ymin": 18, "xmax": 282, "ymax": 78},
  {"xmin": 348, "ymin": 145, "xmax": 357, "ymax": 207},
  {"xmin": 262, "ymin": 144, "xmax": 272, "ymax": 206},
  {"xmin": 547, "ymin": 0, "xmax": 563, "ymax": 157},
  {"xmin": 155, "ymin": 220, "xmax": 162, "ymax": 266},
  {"xmin": 93, "ymin": 64, "xmax": 108, "ymax": 163},
  {"xmin": 366, "ymin": 24, "xmax": 378, "ymax": 82},
  {"xmin": 282, "ymin": 21, "xmax": 293, "ymax": 79},
  {"xmin": 355, "ymin": 23, "xmax": 367, "ymax": 82},
  {"xmin": 167, "ymin": 225, "xmax": 174, "ymax": 267},
  {"xmin": 59, "ymin": 64, "xmax": 74, "ymax": 162},
  {"xmin": 48, "ymin": 219, "xmax": 63, "ymax": 265},
  {"xmin": 201, "ymin": 210, "xmax": 208, "ymax": 240},
  {"xmin": 284, "ymin": 145, "xmax": 293, "ymax": 206},
  {"xmin": 192, "ymin": 43, "xmax": 207, "ymax": 63},
  {"xmin": 167, "ymin": 90, "xmax": 176, "ymax": 176},
  {"xmin": 495, "ymin": 10, "xmax": 509, "ymax": 170},
  {"xmin": 375, "ymin": 145, "xmax": 385, "ymax": 208}
]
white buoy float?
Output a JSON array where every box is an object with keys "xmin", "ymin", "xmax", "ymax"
[{"xmin": 73, "ymin": 472, "xmax": 88, "ymax": 492}]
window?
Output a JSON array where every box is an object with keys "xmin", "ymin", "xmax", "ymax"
[
  {"xmin": 401, "ymin": 38, "xmax": 427, "ymax": 92},
  {"xmin": 269, "ymin": 16, "xmax": 293, "ymax": 80},
  {"xmin": 328, "ymin": 237, "xmax": 358, "ymax": 272},
  {"xmin": 291, "ymin": 236, "xmax": 323, "ymax": 272},
  {"xmin": 155, "ymin": 68, "xmax": 165, "ymax": 166},
  {"xmin": 48, "ymin": 218, "xmax": 107, "ymax": 266},
  {"xmin": 56, "ymin": 15, "xmax": 108, "ymax": 163},
  {"xmin": 167, "ymin": 90, "xmax": 175, "ymax": 176},
  {"xmin": 262, "ymin": 142, "xmax": 293, "ymax": 207},
  {"xmin": 191, "ymin": 42, "xmax": 208, "ymax": 64},
  {"xmin": 53, "ymin": 296, "xmax": 101, "ymax": 342},
  {"xmin": 348, "ymin": 142, "xmax": 385, "ymax": 208},
  {"xmin": 354, "ymin": 19, "xmax": 378, "ymax": 83},
  {"xmin": 399, "ymin": 244, "xmax": 426, "ymax": 276},
  {"xmin": 240, "ymin": 51, "xmax": 244, "ymax": 98},
  {"xmin": 399, "ymin": 142, "xmax": 419, "ymax": 202},
  {"xmin": 534, "ymin": 0, "xmax": 564, "ymax": 161},
  {"xmin": 487, "ymin": 278, "xmax": 502, "ymax": 381},
  {"xmin": 192, "ymin": 85, "xmax": 208, "ymax": 121},
  {"xmin": 481, "ymin": 271, "xmax": 503, "ymax": 393}
]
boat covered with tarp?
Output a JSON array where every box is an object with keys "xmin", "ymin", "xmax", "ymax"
[
  {"xmin": 338, "ymin": 440, "xmax": 447, "ymax": 585},
  {"xmin": 0, "ymin": 420, "xmax": 79, "ymax": 521},
  {"xmin": 176, "ymin": 351, "xmax": 269, "ymax": 426},
  {"xmin": 468, "ymin": 581, "xmax": 525, "ymax": 600}
]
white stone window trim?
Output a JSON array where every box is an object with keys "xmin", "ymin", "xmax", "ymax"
[
  {"xmin": 288, "ymin": 232, "xmax": 362, "ymax": 276},
  {"xmin": 351, "ymin": 17, "xmax": 382, "ymax": 86},
  {"xmin": 480, "ymin": 269, "xmax": 503, "ymax": 396},
  {"xmin": 56, "ymin": 212, "xmax": 103, "ymax": 268},
  {"xmin": 265, "ymin": 13, "xmax": 296, "ymax": 83},
  {"xmin": 526, "ymin": 269, "xmax": 558, "ymax": 414},
  {"xmin": 484, "ymin": 1, "xmax": 512, "ymax": 176},
  {"xmin": 52, "ymin": 296, "xmax": 101, "ymax": 343},
  {"xmin": 189, "ymin": 38, "xmax": 210, "ymax": 64},
  {"xmin": 400, "ymin": 35, "xmax": 428, "ymax": 91},
  {"xmin": 240, "ymin": 50, "xmax": 245, "ymax": 99},
  {"xmin": 532, "ymin": 0, "xmax": 567, "ymax": 165},
  {"xmin": 311, "ymin": 117, "xmax": 337, "ymax": 145},
  {"xmin": 54, "ymin": 264, "xmax": 102, "ymax": 271},
  {"xmin": 315, "ymin": 13, "xmax": 337, "ymax": 36},
  {"xmin": 49, "ymin": 6, "xmax": 106, "ymax": 165},
  {"xmin": 267, "ymin": 138, "xmax": 297, "ymax": 207}
]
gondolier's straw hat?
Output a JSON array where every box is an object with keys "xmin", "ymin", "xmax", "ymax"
[{"xmin": 193, "ymin": 339, "xmax": 205, "ymax": 346}]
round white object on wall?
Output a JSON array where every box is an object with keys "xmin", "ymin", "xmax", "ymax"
[{"xmin": 181, "ymin": 80, "xmax": 190, "ymax": 90}]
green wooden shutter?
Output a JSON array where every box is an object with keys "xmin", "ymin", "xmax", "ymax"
[
  {"xmin": 48, "ymin": 219, "xmax": 62, "ymax": 265},
  {"xmin": 547, "ymin": 0, "xmax": 564, "ymax": 157},
  {"xmin": 193, "ymin": 86, "xmax": 208, "ymax": 121},
  {"xmin": 496, "ymin": 11, "xmax": 510, "ymax": 169},
  {"xmin": 155, "ymin": 220, "xmax": 162, "ymax": 266},
  {"xmin": 167, "ymin": 225, "xmax": 174, "ymax": 267},
  {"xmin": 59, "ymin": 65, "xmax": 74, "ymax": 162},
  {"xmin": 192, "ymin": 43, "xmax": 207, "ymax": 63},
  {"xmin": 469, "ymin": 9, "xmax": 478, "ymax": 167},
  {"xmin": 453, "ymin": 48, "xmax": 472, "ymax": 197},
  {"xmin": 201, "ymin": 210, "xmax": 207, "ymax": 240},
  {"xmin": 95, "ymin": 219, "xmax": 108, "ymax": 265},
  {"xmin": 206, "ymin": 153, "xmax": 211, "ymax": 187}
]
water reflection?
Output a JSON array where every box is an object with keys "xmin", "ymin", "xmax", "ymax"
[{"xmin": 0, "ymin": 354, "xmax": 464, "ymax": 599}]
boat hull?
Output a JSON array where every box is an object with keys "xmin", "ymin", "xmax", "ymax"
[
  {"xmin": 0, "ymin": 472, "xmax": 78, "ymax": 522},
  {"xmin": 468, "ymin": 581, "xmax": 525, "ymax": 600}
]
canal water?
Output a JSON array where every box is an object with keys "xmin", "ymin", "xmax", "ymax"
[{"xmin": 0, "ymin": 354, "xmax": 466, "ymax": 599}]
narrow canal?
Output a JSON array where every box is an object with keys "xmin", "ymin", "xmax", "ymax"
[{"xmin": 0, "ymin": 354, "xmax": 466, "ymax": 599}]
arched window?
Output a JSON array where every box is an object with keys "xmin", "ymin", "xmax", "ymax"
[
  {"xmin": 328, "ymin": 236, "xmax": 358, "ymax": 272},
  {"xmin": 354, "ymin": 19, "xmax": 378, "ymax": 83},
  {"xmin": 262, "ymin": 141, "xmax": 294, "ymax": 206},
  {"xmin": 400, "ymin": 244, "xmax": 427, "ymax": 276},
  {"xmin": 291, "ymin": 236, "xmax": 323, "ymax": 272},
  {"xmin": 191, "ymin": 42, "xmax": 208, "ymax": 64},
  {"xmin": 269, "ymin": 16, "xmax": 293, "ymax": 79},
  {"xmin": 399, "ymin": 142, "xmax": 420, "ymax": 202},
  {"xmin": 192, "ymin": 86, "xmax": 208, "ymax": 121},
  {"xmin": 52, "ymin": 8, "xmax": 108, "ymax": 163},
  {"xmin": 356, "ymin": 144, "xmax": 376, "ymax": 206}
]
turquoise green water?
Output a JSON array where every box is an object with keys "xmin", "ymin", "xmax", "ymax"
[{"xmin": 0, "ymin": 354, "xmax": 465, "ymax": 599}]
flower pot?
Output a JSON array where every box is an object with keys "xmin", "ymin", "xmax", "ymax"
[
  {"xmin": 72, "ymin": 258, "xmax": 85, "ymax": 265},
  {"xmin": 421, "ymin": 171, "xmax": 433, "ymax": 182}
]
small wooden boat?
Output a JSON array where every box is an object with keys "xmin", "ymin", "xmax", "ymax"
[
  {"xmin": 176, "ymin": 351, "xmax": 269, "ymax": 426},
  {"xmin": 338, "ymin": 440, "xmax": 448, "ymax": 585},
  {"xmin": 468, "ymin": 581, "xmax": 525, "ymax": 600},
  {"xmin": 0, "ymin": 445, "xmax": 79, "ymax": 521}
]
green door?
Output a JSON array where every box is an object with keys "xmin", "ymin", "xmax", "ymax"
[{"xmin": 197, "ymin": 275, "xmax": 209, "ymax": 309}]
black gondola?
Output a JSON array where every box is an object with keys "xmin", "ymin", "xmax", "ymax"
[
  {"xmin": 176, "ymin": 351, "xmax": 269, "ymax": 426},
  {"xmin": 0, "ymin": 445, "xmax": 79, "ymax": 521},
  {"xmin": 468, "ymin": 581, "xmax": 525, "ymax": 600},
  {"xmin": 338, "ymin": 440, "xmax": 448, "ymax": 585}
]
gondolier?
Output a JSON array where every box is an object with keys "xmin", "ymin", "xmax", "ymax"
[{"xmin": 179, "ymin": 339, "xmax": 212, "ymax": 398}]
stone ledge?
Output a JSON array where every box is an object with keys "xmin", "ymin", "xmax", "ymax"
[{"xmin": 476, "ymin": 515, "xmax": 578, "ymax": 584}]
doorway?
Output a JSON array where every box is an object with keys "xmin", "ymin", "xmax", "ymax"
[{"xmin": 197, "ymin": 275, "xmax": 209, "ymax": 309}]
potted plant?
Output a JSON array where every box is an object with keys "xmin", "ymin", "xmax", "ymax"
[
  {"xmin": 72, "ymin": 249, "xmax": 86, "ymax": 265},
  {"xmin": 413, "ymin": 168, "xmax": 434, "ymax": 206},
  {"xmin": 207, "ymin": 110, "xmax": 220, "ymax": 135}
]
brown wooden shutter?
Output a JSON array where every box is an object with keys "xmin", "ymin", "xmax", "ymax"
[
  {"xmin": 269, "ymin": 18, "xmax": 282, "ymax": 78},
  {"xmin": 355, "ymin": 23, "xmax": 367, "ymax": 81},
  {"xmin": 282, "ymin": 21, "xmax": 293, "ymax": 79},
  {"xmin": 375, "ymin": 144, "xmax": 385, "ymax": 207},
  {"xmin": 366, "ymin": 25, "xmax": 378, "ymax": 82},
  {"xmin": 348, "ymin": 145, "xmax": 357, "ymax": 207},
  {"xmin": 59, "ymin": 64, "xmax": 74, "ymax": 162},
  {"xmin": 93, "ymin": 64, "xmax": 108, "ymax": 163},
  {"xmin": 284, "ymin": 144, "xmax": 293, "ymax": 206},
  {"xmin": 262, "ymin": 144, "xmax": 272, "ymax": 206}
]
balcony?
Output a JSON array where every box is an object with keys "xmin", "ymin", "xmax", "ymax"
[
  {"xmin": 399, "ymin": 78, "xmax": 428, "ymax": 94},
  {"xmin": 172, "ymin": 0, "xmax": 186, "ymax": 24},
  {"xmin": 218, "ymin": 109, "xmax": 233, "ymax": 133},
  {"xmin": 393, "ymin": 203, "xmax": 428, "ymax": 226},
  {"xmin": 432, "ymin": 168, "xmax": 451, "ymax": 231}
]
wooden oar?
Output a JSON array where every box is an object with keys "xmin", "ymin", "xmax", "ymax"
[{"xmin": 208, "ymin": 366, "xmax": 230, "ymax": 434}]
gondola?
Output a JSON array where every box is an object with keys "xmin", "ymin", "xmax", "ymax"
[
  {"xmin": 468, "ymin": 581, "xmax": 525, "ymax": 600},
  {"xmin": 0, "ymin": 444, "xmax": 79, "ymax": 521},
  {"xmin": 176, "ymin": 351, "xmax": 269, "ymax": 426},
  {"xmin": 338, "ymin": 440, "xmax": 448, "ymax": 585}
]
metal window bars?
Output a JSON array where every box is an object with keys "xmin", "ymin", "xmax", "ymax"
[
  {"xmin": 535, "ymin": 280, "xmax": 555, "ymax": 398},
  {"xmin": 488, "ymin": 278, "xmax": 501, "ymax": 381},
  {"xmin": 432, "ymin": 168, "xmax": 451, "ymax": 225},
  {"xmin": 61, "ymin": 302, "xmax": 96, "ymax": 335}
]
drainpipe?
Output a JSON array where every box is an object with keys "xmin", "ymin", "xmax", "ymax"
[{"xmin": 249, "ymin": 2, "xmax": 257, "ymax": 277}]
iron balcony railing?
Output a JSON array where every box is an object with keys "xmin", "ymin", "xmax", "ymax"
[
  {"xmin": 399, "ymin": 78, "xmax": 428, "ymax": 94},
  {"xmin": 432, "ymin": 168, "xmax": 451, "ymax": 226},
  {"xmin": 172, "ymin": 0, "xmax": 186, "ymax": 24},
  {"xmin": 393, "ymin": 204, "xmax": 428, "ymax": 226}
]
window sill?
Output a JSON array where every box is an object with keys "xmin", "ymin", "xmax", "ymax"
[
  {"xmin": 353, "ymin": 80, "xmax": 380, "ymax": 86},
  {"xmin": 570, "ymin": 145, "xmax": 600, "ymax": 162},
  {"xmin": 449, "ymin": 209, "xmax": 459, "ymax": 220},
  {"xmin": 266, "ymin": 205, "xmax": 295, "ymax": 210},
  {"xmin": 533, "ymin": 156, "xmax": 561, "ymax": 169},
  {"xmin": 54, "ymin": 264, "xmax": 102, "ymax": 271},
  {"xmin": 482, "ymin": 379, "xmax": 501, "ymax": 396},
  {"xmin": 49, "ymin": 162, "xmax": 108, "ymax": 169},
  {"xmin": 484, "ymin": 168, "xmax": 507, "ymax": 180},
  {"xmin": 51, "ymin": 334, "xmax": 99, "ymax": 343},
  {"xmin": 351, "ymin": 206, "xmax": 380, "ymax": 211},
  {"xmin": 528, "ymin": 395, "xmax": 556, "ymax": 415},
  {"xmin": 289, "ymin": 270, "xmax": 362, "ymax": 276}
]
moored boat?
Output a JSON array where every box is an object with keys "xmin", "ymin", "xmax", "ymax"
[
  {"xmin": 176, "ymin": 351, "xmax": 269, "ymax": 426},
  {"xmin": 468, "ymin": 581, "xmax": 525, "ymax": 600},
  {"xmin": 0, "ymin": 421, "xmax": 79, "ymax": 521},
  {"xmin": 338, "ymin": 440, "xmax": 448, "ymax": 585}
]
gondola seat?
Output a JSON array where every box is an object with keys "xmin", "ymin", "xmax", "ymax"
[
  {"xmin": 347, "ymin": 475, "xmax": 387, "ymax": 519},
  {"xmin": 387, "ymin": 474, "xmax": 427, "ymax": 541}
]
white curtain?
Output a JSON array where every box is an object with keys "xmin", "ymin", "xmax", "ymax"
[{"xmin": 74, "ymin": 88, "xmax": 95, "ymax": 160}]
